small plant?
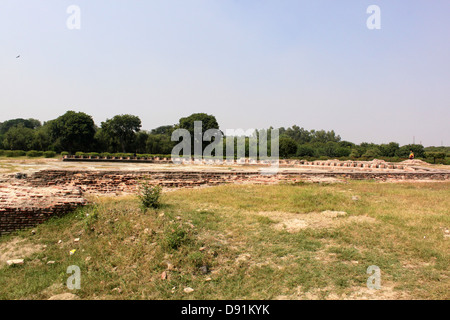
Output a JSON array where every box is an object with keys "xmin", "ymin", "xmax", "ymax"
[
  {"xmin": 164, "ymin": 224, "xmax": 189, "ymax": 250},
  {"xmin": 83, "ymin": 206, "xmax": 99, "ymax": 232},
  {"xmin": 137, "ymin": 181, "xmax": 162, "ymax": 209}
]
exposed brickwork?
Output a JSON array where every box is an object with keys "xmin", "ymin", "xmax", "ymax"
[
  {"xmin": 1, "ymin": 157, "xmax": 448, "ymax": 235},
  {"xmin": 0, "ymin": 184, "xmax": 86, "ymax": 235},
  {"xmin": 26, "ymin": 169, "xmax": 450, "ymax": 194},
  {"xmin": 63, "ymin": 156, "xmax": 419, "ymax": 171}
]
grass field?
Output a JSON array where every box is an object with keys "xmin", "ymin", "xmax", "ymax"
[{"xmin": 0, "ymin": 181, "xmax": 449, "ymax": 300}]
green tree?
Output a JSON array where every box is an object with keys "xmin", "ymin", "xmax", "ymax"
[
  {"xmin": 177, "ymin": 113, "xmax": 220, "ymax": 156},
  {"xmin": 178, "ymin": 113, "xmax": 219, "ymax": 135},
  {"xmin": 282, "ymin": 125, "xmax": 312, "ymax": 144},
  {"xmin": 48, "ymin": 111, "xmax": 96, "ymax": 153},
  {"xmin": 425, "ymin": 152, "xmax": 446, "ymax": 164},
  {"xmin": 0, "ymin": 118, "xmax": 41, "ymax": 135},
  {"xmin": 30, "ymin": 124, "xmax": 51, "ymax": 151},
  {"xmin": 3, "ymin": 125, "xmax": 35, "ymax": 150},
  {"xmin": 396, "ymin": 144, "xmax": 425, "ymax": 158},
  {"xmin": 378, "ymin": 142, "xmax": 399, "ymax": 157},
  {"xmin": 151, "ymin": 125, "xmax": 174, "ymax": 135},
  {"xmin": 101, "ymin": 114, "xmax": 142, "ymax": 153},
  {"xmin": 362, "ymin": 148, "xmax": 381, "ymax": 159},
  {"xmin": 296, "ymin": 144, "xmax": 315, "ymax": 157},
  {"xmin": 278, "ymin": 136, "xmax": 297, "ymax": 158},
  {"xmin": 146, "ymin": 134, "xmax": 174, "ymax": 154}
]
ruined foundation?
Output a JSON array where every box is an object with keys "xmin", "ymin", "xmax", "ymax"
[{"xmin": 1, "ymin": 158, "xmax": 448, "ymax": 235}]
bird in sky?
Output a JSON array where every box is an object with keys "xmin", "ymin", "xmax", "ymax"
[{"xmin": 16, "ymin": 55, "xmax": 20, "ymax": 58}]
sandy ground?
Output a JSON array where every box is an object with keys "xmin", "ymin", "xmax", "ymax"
[{"xmin": 1, "ymin": 158, "xmax": 447, "ymax": 176}]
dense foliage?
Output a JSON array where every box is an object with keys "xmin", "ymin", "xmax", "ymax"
[{"xmin": 0, "ymin": 111, "xmax": 448, "ymax": 163}]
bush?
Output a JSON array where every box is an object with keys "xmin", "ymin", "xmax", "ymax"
[
  {"xmin": 100, "ymin": 152, "xmax": 111, "ymax": 158},
  {"xmin": 43, "ymin": 151, "xmax": 56, "ymax": 158},
  {"xmin": 27, "ymin": 150, "xmax": 43, "ymax": 157},
  {"xmin": 87, "ymin": 152, "xmax": 100, "ymax": 157},
  {"xmin": 137, "ymin": 181, "xmax": 162, "ymax": 209},
  {"xmin": 61, "ymin": 151, "xmax": 69, "ymax": 156},
  {"xmin": 5, "ymin": 150, "xmax": 26, "ymax": 157},
  {"xmin": 75, "ymin": 152, "xmax": 84, "ymax": 157},
  {"xmin": 164, "ymin": 224, "xmax": 190, "ymax": 250}
]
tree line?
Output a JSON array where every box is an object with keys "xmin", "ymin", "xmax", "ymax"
[{"xmin": 0, "ymin": 111, "xmax": 447, "ymax": 163}]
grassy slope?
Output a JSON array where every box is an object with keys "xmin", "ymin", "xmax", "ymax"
[{"xmin": 0, "ymin": 181, "xmax": 449, "ymax": 300}]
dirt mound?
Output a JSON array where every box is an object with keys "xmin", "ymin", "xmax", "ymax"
[{"xmin": 400, "ymin": 159, "xmax": 429, "ymax": 166}]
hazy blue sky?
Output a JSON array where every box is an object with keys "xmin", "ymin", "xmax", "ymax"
[{"xmin": 0, "ymin": 0, "xmax": 449, "ymax": 146}]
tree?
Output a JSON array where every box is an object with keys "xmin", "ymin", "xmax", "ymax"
[
  {"xmin": 425, "ymin": 152, "xmax": 446, "ymax": 164},
  {"xmin": 3, "ymin": 125, "xmax": 35, "ymax": 150},
  {"xmin": 282, "ymin": 125, "xmax": 312, "ymax": 144},
  {"xmin": 101, "ymin": 114, "xmax": 141, "ymax": 153},
  {"xmin": 396, "ymin": 144, "xmax": 425, "ymax": 158},
  {"xmin": 0, "ymin": 118, "xmax": 41, "ymax": 135},
  {"xmin": 378, "ymin": 142, "xmax": 399, "ymax": 157},
  {"xmin": 135, "ymin": 131, "xmax": 150, "ymax": 154},
  {"xmin": 178, "ymin": 113, "xmax": 219, "ymax": 135},
  {"xmin": 310, "ymin": 129, "xmax": 341, "ymax": 143},
  {"xmin": 296, "ymin": 144, "xmax": 315, "ymax": 157},
  {"xmin": 177, "ymin": 113, "xmax": 220, "ymax": 155},
  {"xmin": 146, "ymin": 134, "xmax": 174, "ymax": 154},
  {"xmin": 48, "ymin": 111, "xmax": 96, "ymax": 153},
  {"xmin": 151, "ymin": 125, "xmax": 174, "ymax": 135},
  {"xmin": 362, "ymin": 148, "xmax": 381, "ymax": 159},
  {"xmin": 30, "ymin": 124, "xmax": 51, "ymax": 151},
  {"xmin": 278, "ymin": 136, "xmax": 297, "ymax": 158}
]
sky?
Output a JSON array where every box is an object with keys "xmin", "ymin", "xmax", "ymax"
[{"xmin": 0, "ymin": 0, "xmax": 449, "ymax": 146}]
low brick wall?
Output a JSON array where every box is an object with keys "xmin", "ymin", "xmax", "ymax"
[
  {"xmin": 62, "ymin": 156, "xmax": 416, "ymax": 170},
  {"xmin": 0, "ymin": 185, "xmax": 86, "ymax": 235},
  {"xmin": 26, "ymin": 170, "xmax": 450, "ymax": 194},
  {"xmin": 2, "ymin": 166, "xmax": 448, "ymax": 235}
]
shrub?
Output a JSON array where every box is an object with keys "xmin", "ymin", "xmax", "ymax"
[
  {"xmin": 61, "ymin": 151, "xmax": 69, "ymax": 156},
  {"xmin": 27, "ymin": 150, "xmax": 43, "ymax": 157},
  {"xmin": 6, "ymin": 150, "xmax": 26, "ymax": 157},
  {"xmin": 43, "ymin": 151, "xmax": 56, "ymax": 158},
  {"xmin": 164, "ymin": 224, "xmax": 190, "ymax": 250},
  {"xmin": 88, "ymin": 152, "xmax": 100, "ymax": 157},
  {"xmin": 75, "ymin": 152, "xmax": 84, "ymax": 157},
  {"xmin": 137, "ymin": 181, "xmax": 162, "ymax": 209}
]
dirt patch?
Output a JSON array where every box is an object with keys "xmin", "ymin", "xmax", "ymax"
[
  {"xmin": 256, "ymin": 211, "xmax": 377, "ymax": 233},
  {"xmin": 276, "ymin": 281, "xmax": 410, "ymax": 300},
  {"xmin": 47, "ymin": 293, "xmax": 80, "ymax": 300},
  {"xmin": 0, "ymin": 238, "xmax": 43, "ymax": 268}
]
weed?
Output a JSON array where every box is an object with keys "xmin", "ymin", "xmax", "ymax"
[{"xmin": 137, "ymin": 181, "xmax": 162, "ymax": 210}]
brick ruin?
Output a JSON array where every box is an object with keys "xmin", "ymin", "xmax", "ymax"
[
  {"xmin": 0, "ymin": 183, "xmax": 86, "ymax": 235},
  {"xmin": 63, "ymin": 155, "xmax": 418, "ymax": 170},
  {"xmin": 1, "ymin": 158, "xmax": 449, "ymax": 235}
]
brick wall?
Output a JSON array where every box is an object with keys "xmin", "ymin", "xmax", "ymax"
[
  {"xmin": 0, "ymin": 185, "xmax": 86, "ymax": 235},
  {"xmin": 26, "ymin": 170, "xmax": 450, "ymax": 194}
]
